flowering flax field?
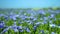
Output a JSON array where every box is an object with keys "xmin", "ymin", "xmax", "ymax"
[{"xmin": 0, "ymin": 8, "xmax": 60, "ymax": 34}]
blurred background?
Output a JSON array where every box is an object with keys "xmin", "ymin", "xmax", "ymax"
[{"xmin": 0, "ymin": 0, "xmax": 60, "ymax": 8}]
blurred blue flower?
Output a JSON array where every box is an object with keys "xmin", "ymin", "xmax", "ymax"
[
  {"xmin": 48, "ymin": 9, "xmax": 54, "ymax": 13},
  {"xmin": 29, "ymin": 21, "xmax": 33, "ymax": 25},
  {"xmin": 14, "ymin": 22, "xmax": 16, "ymax": 25},
  {"xmin": 49, "ymin": 24, "xmax": 56, "ymax": 27},
  {"xmin": 31, "ymin": 13, "xmax": 34, "ymax": 16},
  {"xmin": 49, "ymin": 20, "xmax": 52, "ymax": 24},
  {"xmin": 33, "ymin": 18, "xmax": 37, "ymax": 21},
  {"xmin": 13, "ymin": 17, "xmax": 16, "ymax": 20},
  {"xmin": 26, "ymin": 28, "xmax": 30, "ymax": 32},
  {"xmin": 26, "ymin": 20, "xmax": 30, "ymax": 23},
  {"xmin": 38, "ymin": 10, "xmax": 46, "ymax": 15},
  {"xmin": 43, "ymin": 17, "xmax": 48, "ymax": 21},
  {"xmin": 19, "ymin": 21, "xmax": 24, "ymax": 24},
  {"xmin": 51, "ymin": 32, "xmax": 55, "ymax": 34},
  {"xmin": 17, "ymin": 26, "xmax": 22, "ymax": 29},
  {"xmin": 0, "ymin": 14, "xmax": 9, "ymax": 20},
  {"xmin": 29, "ymin": 16, "xmax": 34, "ymax": 19},
  {"xmin": 4, "ymin": 15, "xmax": 8, "ymax": 20},
  {"xmin": 11, "ymin": 22, "xmax": 18, "ymax": 32},
  {"xmin": 26, "ymin": 9, "xmax": 33, "ymax": 14},
  {"xmin": 33, "ymin": 26, "xmax": 37, "ymax": 30},
  {"xmin": 26, "ymin": 20, "xmax": 33, "ymax": 25},
  {"xmin": 13, "ymin": 28, "xmax": 18, "ymax": 32},
  {"xmin": 19, "ymin": 29, "xmax": 23, "ymax": 32},
  {"xmin": 35, "ymin": 22, "xmax": 40, "ymax": 25},
  {"xmin": 40, "ymin": 30, "xmax": 45, "ymax": 34},
  {"xmin": 43, "ymin": 21, "xmax": 47, "ymax": 24},
  {"xmin": 55, "ymin": 10, "xmax": 60, "ymax": 14},
  {"xmin": 9, "ymin": 14, "xmax": 19, "ymax": 20},
  {"xmin": 11, "ymin": 25, "xmax": 18, "ymax": 32},
  {"xmin": 11, "ymin": 22, "xmax": 23, "ymax": 32},
  {"xmin": 0, "ymin": 14, "xmax": 5, "ymax": 17},
  {"xmin": 40, "ymin": 18, "xmax": 43, "ymax": 20},
  {"xmin": 50, "ymin": 14, "xmax": 55, "ymax": 18},
  {"xmin": 0, "ymin": 21, "xmax": 5, "ymax": 28},
  {"xmin": 20, "ymin": 15, "xmax": 28, "ymax": 20},
  {"xmin": 31, "ymin": 11, "xmax": 37, "ymax": 16},
  {"xmin": 1, "ymin": 27, "xmax": 9, "ymax": 34},
  {"xmin": 0, "ymin": 24, "xmax": 4, "ymax": 28},
  {"xmin": 9, "ymin": 15, "xmax": 16, "ymax": 20},
  {"xmin": 11, "ymin": 25, "xmax": 17, "ymax": 29}
]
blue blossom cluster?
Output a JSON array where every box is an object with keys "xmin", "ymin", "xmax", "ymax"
[{"xmin": 0, "ymin": 9, "xmax": 60, "ymax": 34}]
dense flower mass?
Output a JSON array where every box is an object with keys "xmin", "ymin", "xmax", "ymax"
[{"xmin": 0, "ymin": 9, "xmax": 60, "ymax": 34}]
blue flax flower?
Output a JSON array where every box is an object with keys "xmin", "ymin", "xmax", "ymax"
[
  {"xmin": 17, "ymin": 26, "xmax": 22, "ymax": 29},
  {"xmin": 49, "ymin": 24, "xmax": 56, "ymax": 28},
  {"xmin": 11, "ymin": 25, "xmax": 18, "ymax": 32},
  {"xmin": 1, "ymin": 27, "xmax": 9, "ymax": 34},
  {"xmin": 51, "ymin": 32, "xmax": 55, "ymax": 34},
  {"xmin": 26, "ymin": 28, "xmax": 30, "ymax": 32},
  {"xmin": 40, "ymin": 30, "xmax": 45, "ymax": 34},
  {"xmin": 38, "ymin": 10, "xmax": 46, "ymax": 15},
  {"xmin": 0, "ymin": 21, "xmax": 5, "ymax": 28},
  {"xmin": 19, "ymin": 29, "xmax": 23, "ymax": 32},
  {"xmin": 33, "ymin": 26, "xmax": 37, "ymax": 31}
]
